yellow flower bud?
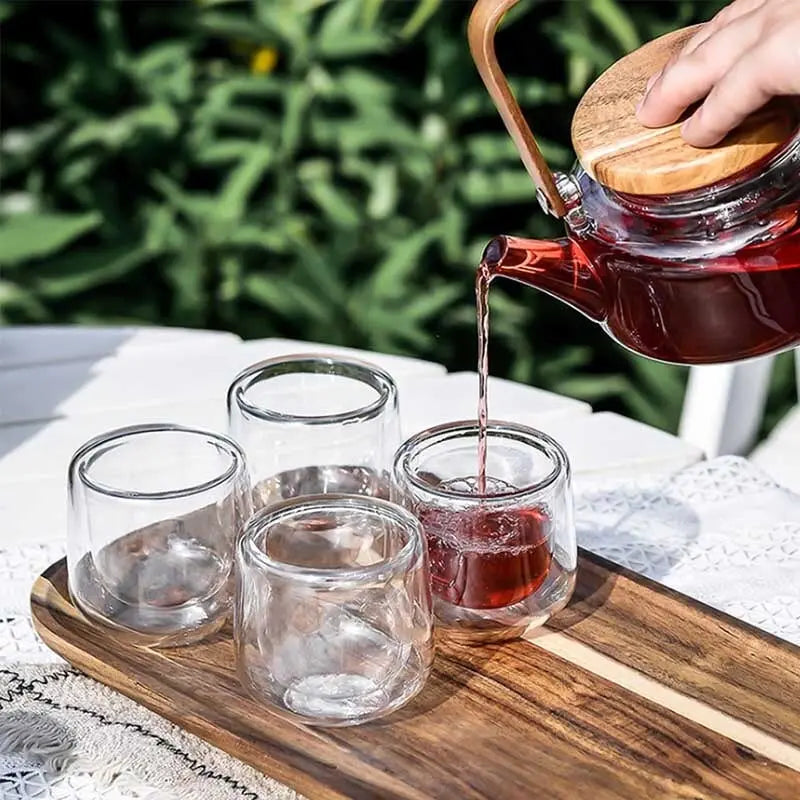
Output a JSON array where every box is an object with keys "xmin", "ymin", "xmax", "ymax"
[{"xmin": 250, "ymin": 47, "xmax": 278, "ymax": 75}]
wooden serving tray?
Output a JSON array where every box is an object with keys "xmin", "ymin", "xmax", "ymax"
[{"xmin": 32, "ymin": 554, "xmax": 800, "ymax": 800}]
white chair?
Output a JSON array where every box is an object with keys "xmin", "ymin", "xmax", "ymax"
[{"xmin": 679, "ymin": 350, "xmax": 800, "ymax": 490}]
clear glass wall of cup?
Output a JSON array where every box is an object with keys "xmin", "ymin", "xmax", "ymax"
[
  {"xmin": 392, "ymin": 421, "xmax": 576, "ymax": 643},
  {"xmin": 67, "ymin": 424, "xmax": 252, "ymax": 647},
  {"xmin": 235, "ymin": 494, "xmax": 433, "ymax": 726},
  {"xmin": 227, "ymin": 356, "xmax": 400, "ymax": 508}
]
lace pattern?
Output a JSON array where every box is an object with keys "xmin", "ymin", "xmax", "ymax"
[{"xmin": 576, "ymin": 456, "xmax": 800, "ymax": 645}]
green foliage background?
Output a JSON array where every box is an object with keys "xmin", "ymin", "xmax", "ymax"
[{"xmin": 2, "ymin": 0, "xmax": 793, "ymax": 434}]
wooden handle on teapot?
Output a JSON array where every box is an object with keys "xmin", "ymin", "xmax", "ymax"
[{"xmin": 468, "ymin": 0, "xmax": 565, "ymax": 217}]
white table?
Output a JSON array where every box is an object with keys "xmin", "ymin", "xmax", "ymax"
[{"xmin": 7, "ymin": 325, "xmax": 797, "ymax": 800}]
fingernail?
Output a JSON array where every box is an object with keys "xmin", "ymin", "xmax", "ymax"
[{"xmin": 637, "ymin": 70, "xmax": 661, "ymax": 114}]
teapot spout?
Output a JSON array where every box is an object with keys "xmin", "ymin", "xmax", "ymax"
[{"xmin": 482, "ymin": 235, "xmax": 607, "ymax": 322}]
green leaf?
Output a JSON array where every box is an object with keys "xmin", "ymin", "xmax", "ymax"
[
  {"xmin": 554, "ymin": 374, "xmax": 633, "ymax": 403},
  {"xmin": 280, "ymin": 82, "xmax": 311, "ymax": 157},
  {"xmin": 243, "ymin": 273, "xmax": 290, "ymax": 313},
  {"xmin": 400, "ymin": 0, "xmax": 441, "ymax": 40},
  {"xmin": 0, "ymin": 280, "xmax": 48, "ymax": 321},
  {"xmin": 318, "ymin": 0, "xmax": 361, "ymax": 40},
  {"xmin": 360, "ymin": 0, "xmax": 384, "ymax": 29},
  {"xmin": 310, "ymin": 114, "xmax": 419, "ymax": 153},
  {"xmin": 629, "ymin": 357, "xmax": 686, "ymax": 399},
  {"xmin": 0, "ymin": 212, "xmax": 101, "ymax": 266},
  {"xmin": 253, "ymin": 0, "xmax": 309, "ymax": 47},
  {"xmin": 302, "ymin": 179, "xmax": 361, "ymax": 228},
  {"xmin": 460, "ymin": 169, "xmax": 535, "ymax": 207},
  {"xmin": 350, "ymin": 297, "xmax": 432, "ymax": 351},
  {"xmin": 56, "ymin": 154, "xmax": 100, "ymax": 190},
  {"xmin": 511, "ymin": 78, "xmax": 565, "ymax": 106},
  {"xmin": 316, "ymin": 11, "xmax": 389, "ymax": 60},
  {"xmin": 440, "ymin": 204, "xmax": 465, "ymax": 263},
  {"xmin": 152, "ymin": 174, "xmax": 219, "ymax": 222},
  {"xmin": 588, "ymin": 0, "xmax": 640, "ymax": 53},
  {"xmin": 568, "ymin": 54, "xmax": 593, "ymax": 96},
  {"xmin": 335, "ymin": 68, "xmax": 395, "ymax": 110},
  {"xmin": 202, "ymin": 75, "xmax": 284, "ymax": 107},
  {"xmin": 143, "ymin": 205, "xmax": 184, "ymax": 253},
  {"xmin": 498, "ymin": 0, "xmax": 536, "ymax": 29},
  {"xmin": 227, "ymin": 224, "xmax": 295, "ymax": 252},
  {"xmin": 548, "ymin": 27, "xmax": 616, "ymax": 72},
  {"xmin": 366, "ymin": 222, "xmax": 441, "ymax": 301},
  {"xmin": 366, "ymin": 162, "xmax": 398, "ymax": 220},
  {"xmin": 539, "ymin": 347, "xmax": 594, "ymax": 384},
  {"xmin": 1, "ymin": 121, "xmax": 63, "ymax": 160},
  {"xmin": 193, "ymin": 139, "xmax": 257, "ymax": 166},
  {"xmin": 31, "ymin": 245, "xmax": 152, "ymax": 298},
  {"xmin": 465, "ymin": 134, "xmax": 522, "ymax": 166},
  {"xmin": 404, "ymin": 283, "xmax": 462, "ymax": 321},
  {"xmin": 129, "ymin": 41, "xmax": 193, "ymax": 103},
  {"xmin": 130, "ymin": 41, "xmax": 189, "ymax": 77},
  {"xmin": 165, "ymin": 241, "xmax": 206, "ymax": 323},
  {"xmin": 197, "ymin": 11, "xmax": 272, "ymax": 42},
  {"xmin": 218, "ymin": 144, "xmax": 273, "ymax": 223},
  {"xmin": 289, "ymin": 236, "xmax": 348, "ymax": 305},
  {"xmin": 281, "ymin": 281, "xmax": 334, "ymax": 324},
  {"xmin": 64, "ymin": 104, "xmax": 179, "ymax": 151}
]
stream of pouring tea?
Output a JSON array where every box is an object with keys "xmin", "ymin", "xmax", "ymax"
[{"xmin": 476, "ymin": 259, "xmax": 492, "ymax": 495}]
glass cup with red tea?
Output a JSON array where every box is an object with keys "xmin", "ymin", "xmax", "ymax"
[{"xmin": 392, "ymin": 421, "xmax": 576, "ymax": 643}]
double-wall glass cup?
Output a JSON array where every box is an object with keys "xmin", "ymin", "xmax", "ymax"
[
  {"xmin": 67, "ymin": 424, "xmax": 252, "ymax": 647},
  {"xmin": 392, "ymin": 421, "xmax": 576, "ymax": 643},
  {"xmin": 235, "ymin": 494, "xmax": 433, "ymax": 726},
  {"xmin": 227, "ymin": 356, "xmax": 400, "ymax": 508}
]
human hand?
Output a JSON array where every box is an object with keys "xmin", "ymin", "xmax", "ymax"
[{"xmin": 636, "ymin": 0, "xmax": 800, "ymax": 147}]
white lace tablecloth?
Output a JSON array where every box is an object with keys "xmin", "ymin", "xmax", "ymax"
[{"xmin": 2, "ymin": 456, "xmax": 800, "ymax": 799}]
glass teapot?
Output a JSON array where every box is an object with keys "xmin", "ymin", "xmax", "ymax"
[{"xmin": 469, "ymin": 0, "xmax": 800, "ymax": 365}]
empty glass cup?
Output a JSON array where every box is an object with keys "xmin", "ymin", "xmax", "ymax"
[
  {"xmin": 67, "ymin": 424, "xmax": 252, "ymax": 647},
  {"xmin": 392, "ymin": 421, "xmax": 576, "ymax": 643},
  {"xmin": 235, "ymin": 494, "xmax": 433, "ymax": 726},
  {"xmin": 227, "ymin": 356, "xmax": 401, "ymax": 508}
]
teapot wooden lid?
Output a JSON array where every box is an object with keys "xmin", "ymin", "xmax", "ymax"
[{"xmin": 571, "ymin": 26, "xmax": 798, "ymax": 196}]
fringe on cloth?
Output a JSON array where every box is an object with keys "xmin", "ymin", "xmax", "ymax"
[{"xmin": 0, "ymin": 710, "xmax": 192, "ymax": 799}]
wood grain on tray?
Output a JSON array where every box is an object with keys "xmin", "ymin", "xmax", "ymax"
[{"xmin": 32, "ymin": 553, "xmax": 800, "ymax": 799}]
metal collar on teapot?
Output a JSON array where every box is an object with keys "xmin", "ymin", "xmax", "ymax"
[{"xmin": 468, "ymin": 0, "xmax": 799, "ymax": 217}]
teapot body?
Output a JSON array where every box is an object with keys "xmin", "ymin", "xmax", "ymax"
[
  {"xmin": 487, "ymin": 137, "xmax": 800, "ymax": 365},
  {"xmin": 578, "ymin": 222, "xmax": 800, "ymax": 365}
]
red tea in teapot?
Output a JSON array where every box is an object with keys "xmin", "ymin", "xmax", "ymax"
[{"xmin": 481, "ymin": 216, "xmax": 800, "ymax": 367}]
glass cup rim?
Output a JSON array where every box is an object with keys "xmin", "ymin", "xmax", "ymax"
[
  {"xmin": 393, "ymin": 420, "xmax": 570, "ymax": 504},
  {"xmin": 238, "ymin": 493, "xmax": 423, "ymax": 587},
  {"xmin": 227, "ymin": 354, "xmax": 397, "ymax": 426},
  {"xmin": 70, "ymin": 423, "xmax": 246, "ymax": 501}
]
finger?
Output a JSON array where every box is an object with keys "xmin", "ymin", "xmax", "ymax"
[
  {"xmin": 680, "ymin": 40, "xmax": 800, "ymax": 146},
  {"xmin": 680, "ymin": 0, "xmax": 766, "ymax": 57},
  {"xmin": 637, "ymin": 11, "xmax": 766, "ymax": 128}
]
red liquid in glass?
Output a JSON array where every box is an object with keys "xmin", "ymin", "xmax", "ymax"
[
  {"xmin": 416, "ymin": 501, "xmax": 551, "ymax": 609},
  {"xmin": 484, "ymin": 215, "xmax": 800, "ymax": 365}
]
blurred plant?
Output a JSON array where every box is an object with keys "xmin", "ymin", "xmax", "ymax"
[{"xmin": 3, "ymin": 0, "xmax": 776, "ymax": 436}]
